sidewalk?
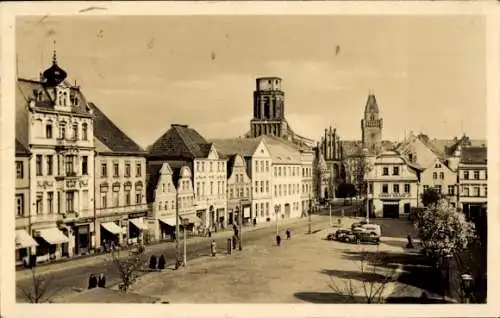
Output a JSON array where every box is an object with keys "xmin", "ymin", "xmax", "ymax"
[{"xmin": 16, "ymin": 214, "xmax": 314, "ymax": 280}]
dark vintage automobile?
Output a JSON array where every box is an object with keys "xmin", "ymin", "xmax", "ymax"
[{"xmin": 327, "ymin": 228, "xmax": 380, "ymax": 245}]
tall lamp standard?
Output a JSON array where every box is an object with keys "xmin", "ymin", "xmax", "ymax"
[
  {"xmin": 238, "ymin": 200, "xmax": 243, "ymax": 251},
  {"xmin": 274, "ymin": 204, "xmax": 280, "ymax": 235},
  {"xmin": 308, "ymin": 194, "xmax": 313, "ymax": 234},
  {"xmin": 175, "ymin": 191, "xmax": 181, "ymax": 267}
]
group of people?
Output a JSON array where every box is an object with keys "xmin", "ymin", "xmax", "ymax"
[
  {"xmin": 149, "ymin": 254, "xmax": 167, "ymax": 270},
  {"xmin": 276, "ymin": 229, "xmax": 292, "ymax": 247},
  {"xmin": 88, "ymin": 273, "xmax": 106, "ymax": 289}
]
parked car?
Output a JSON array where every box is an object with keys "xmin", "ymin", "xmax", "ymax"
[
  {"xmin": 351, "ymin": 223, "xmax": 381, "ymax": 237},
  {"xmin": 326, "ymin": 229, "xmax": 357, "ymax": 243},
  {"xmin": 355, "ymin": 231, "xmax": 381, "ymax": 244}
]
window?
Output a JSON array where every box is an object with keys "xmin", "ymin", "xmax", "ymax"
[
  {"xmin": 436, "ymin": 185, "xmax": 442, "ymax": 193},
  {"xmin": 125, "ymin": 163, "xmax": 131, "ymax": 177},
  {"xmin": 196, "ymin": 182, "xmax": 200, "ymax": 197},
  {"xmin": 36, "ymin": 193, "xmax": 43, "ymax": 215},
  {"xmin": 201, "ymin": 162, "xmax": 205, "ymax": 172},
  {"xmin": 72, "ymin": 123, "xmax": 78, "ymax": 140},
  {"xmin": 101, "ymin": 163, "xmax": 107, "ymax": 177},
  {"xmin": 463, "ymin": 186, "xmax": 470, "ymax": 197},
  {"xmin": 274, "ymin": 185, "xmax": 277, "ymax": 196},
  {"xmin": 47, "ymin": 192, "xmax": 53, "ymax": 214},
  {"xmin": 404, "ymin": 184, "xmax": 410, "ymax": 193},
  {"xmin": 473, "ymin": 186, "xmax": 480, "ymax": 197},
  {"xmin": 464, "ymin": 171, "xmax": 469, "ymax": 180},
  {"xmin": 111, "ymin": 191, "xmax": 119, "ymax": 207},
  {"xmin": 266, "ymin": 181, "xmax": 269, "ymax": 193},
  {"xmin": 448, "ymin": 185, "xmax": 455, "ymax": 195},
  {"xmin": 435, "ymin": 163, "xmax": 441, "ymax": 168},
  {"xmin": 393, "ymin": 167, "xmax": 399, "ymax": 176},
  {"xmin": 382, "ymin": 167, "xmax": 389, "ymax": 176},
  {"xmin": 136, "ymin": 163, "xmax": 142, "ymax": 177},
  {"xmin": 369, "ymin": 183, "xmax": 373, "ymax": 194},
  {"xmin": 278, "ymin": 167, "xmax": 281, "ymax": 176},
  {"xmin": 474, "ymin": 171, "xmax": 480, "ymax": 180},
  {"xmin": 439, "ymin": 172, "xmax": 444, "ymax": 180},
  {"xmin": 16, "ymin": 161, "xmax": 23, "ymax": 179},
  {"xmin": 260, "ymin": 203, "xmax": 264, "ymax": 217},
  {"xmin": 284, "ymin": 167, "xmax": 287, "ymax": 177},
  {"xmin": 113, "ymin": 163, "xmax": 119, "ymax": 177},
  {"xmin": 255, "ymin": 181, "xmax": 258, "ymax": 193},
  {"xmin": 279, "ymin": 184, "xmax": 282, "ymax": 196},
  {"xmin": 58, "ymin": 122, "xmax": 66, "ymax": 139},
  {"xmin": 393, "ymin": 184, "xmax": 400, "ymax": 193},
  {"xmin": 288, "ymin": 184, "xmax": 291, "ymax": 195},
  {"xmin": 274, "ymin": 167, "xmax": 277, "ymax": 177},
  {"xmin": 210, "ymin": 162, "xmax": 213, "ymax": 172},
  {"xmin": 101, "ymin": 193, "xmax": 107, "ymax": 208},
  {"xmin": 266, "ymin": 202, "xmax": 270, "ymax": 216},
  {"xmin": 266, "ymin": 161, "xmax": 269, "ymax": 172},
  {"xmin": 66, "ymin": 191, "xmax": 75, "ymax": 213},
  {"xmin": 230, "ymin": 189, "xmax": 233, "ymax": 199},
  {"xmin": 82, "ymin": 123, "xmax": 88, "ymax": 140},
  {"xmin": 46, "ymin": 124, "xmax": 53, "ymax": 138},
  {"xmin": 196, "ymin": 162, "xmax": 200, "ymax": 172},
  {"xmin": 36, "ymin": 155, "xmax": 43, "ymax": 176},
  {"xmin": 260, "ymin": 161, "xmax": 264, "ymax": 173},
  {"xmin": 210, "ymin": 181, "xmax": 214, "ymax": 195},
  {"xmin": 433, "ymin": 172, "xmax": 437, "ymax": 180},
  {"xmin": 423, "ymin": 185, "xmax": 429, "ymax": 192},
  {"xmin": 382, "ymin": 184, "xmax": 388, "ymax": 193},
  {"xmin": 260, "ymin": 181, "xmax": 264, "ymax": 193},
  {"xmin": 65, "ymin": 155, "xmax": 74, "ymax": 175},
  {"xmin": 125, "ymin": 191, "xmax": 131, "ymax": 205},
  {"xmin": 256, "ymin": 161, "xmax": 260, "ymax": 172},
  {"xmin": 16, "ymin": 194, "xmax": 24, "ymax": 217},
  {"xmin": 484, "ymin": 186, "xmax": 488, "ymax": 197},
  {"xmin": 81, "ymin": 156, "xmax": 88, "ymax": 175}
]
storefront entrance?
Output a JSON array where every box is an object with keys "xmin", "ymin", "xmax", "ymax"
[
  {"xmin": 74, "ymin": 224, "xmax": 90, "ymax": 255},
  {"xmin": 383, "ymin": 202, "xmax": 400, "ymax": 218}
]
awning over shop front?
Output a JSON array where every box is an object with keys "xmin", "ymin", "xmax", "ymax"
[
  {"xmin": 101, "ymin": 222, "xmax": 122, "ymax": 235},
  {"xmin": 182, "ymin": 215, "xmax": 202, "ymax": 225},
  {"xmin": 36, "ymin": 228, "xmax": 69, "ymax": 245},
  {"xmin": 15, "ymin": 229, "xmax": 38, "ymax": 249},
  {"xmin": 158, "ymin": 217, "xmax": 179, "ymax": 227},
  {"xmin": 129, "ymin": 218, "xmax": 147, "ymax": 230}
]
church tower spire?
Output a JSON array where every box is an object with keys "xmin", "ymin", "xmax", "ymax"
[{"xmin": 361, "ymin": 93, "xmax": 383, "ymax": 155}]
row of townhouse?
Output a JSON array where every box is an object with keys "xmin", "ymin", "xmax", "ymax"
[
  {"xmin": 364, "ymin": 133, "xmax": 487, "ymax": 219},
  {"xmin": 14, "ymin": 56, "xmax": 149, "ymax": 266}
]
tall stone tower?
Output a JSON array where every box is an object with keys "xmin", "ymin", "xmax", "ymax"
[
  {"xmin": 250, "ymin": 77, "xmax": 289, "ymax": 138},
  {"xmin": 361, "ymin": 94, "xmax": 383, "ymax": 155}
]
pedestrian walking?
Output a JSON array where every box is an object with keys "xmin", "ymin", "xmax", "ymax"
[
  {"xmin": 406, "ymin": 233, "xmax": 414, "ymax": 249},
  {"xmin": 158, "ymin": 255, "xmax": 166, "ymax": 270},
  {"xmin": 88, "ymin": 273, "xmax": 97, "ymax": 289},
  {"xmin": 253, "ymin": 218, "xmax": 257, "ymax": 227},
  {"xmin": 208, "ymin": 229, "xmax": 212, "ymax": 238},
  {"xmin": 211, "ymin": 240, "xmax": 217, "ymax": 256},
  {"xmin": 286, "ymin": 229, "xmax": 291, "ymax": 240},
  {"xmin": 276, "ymin": 235, "xmax": 282, "ymax": 246},
  {"xmin": 232, "ymin": 235, "xmax": 238, "ymax": 249},
  {"xmin": 149, "ymin": 255, "xmax": 157, "ymax": 270},
  {"xmin": 97, "ymin": 273, "xmax": 106, "ymax": 288}
]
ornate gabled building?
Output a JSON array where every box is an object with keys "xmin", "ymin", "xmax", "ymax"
[{"xmin": 315, "ymin": 126, "xmax": 345, "ymax": 202}]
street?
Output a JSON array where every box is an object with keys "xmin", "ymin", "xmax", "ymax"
[{"xmin": 16, "ymin": 214, "xmax": 329, "ymax": 302}]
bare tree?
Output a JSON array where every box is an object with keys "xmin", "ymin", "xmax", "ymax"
[
  {"xmin": 111, "ymin": 244, "xmax": 148, "ymax": 292},
  {"xmin": 328, "ymin": 249, "xmax": 396, "ymax": 303},
  {"xmin": 17, "ymin": 268, "xmax": 62, "ymax": 303}
]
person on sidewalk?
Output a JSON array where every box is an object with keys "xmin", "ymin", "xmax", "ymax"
[
  {"xmin": 211, "ymin": 240, "xmax": 217, "ymax": 257},
  {"xmin": 276, "ymin": 235, "xmax": 282, "ymax": 247},
  {"xmin": 149, "ymin": 255, "xmax": 157, "ymax": 270},
  {"xmin": 286, "ymin": 229, "xmax": 291, "ymax": 240},
  {"xmin": 88, "ymin": 273, "xmax": 97, "ymax": 289},
  {"xmin": 158, "ymin": 255, "xmax": 166, "ymax": 270},
  {"xmin": 97, "ymin": 273, "xmax": 106, "ymax": 288},
  {"xmin": 232, "ymin": 235, "xmax": 238, "ymax": 250}
]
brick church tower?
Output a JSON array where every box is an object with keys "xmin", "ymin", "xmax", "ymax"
[{"xmin": 361, "ymin": 94, "xmax": 383, "ymax": 155}]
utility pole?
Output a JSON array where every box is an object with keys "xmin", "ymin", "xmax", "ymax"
[
  {"xmin": 175, "ymin": 192, "xmax": 180, "ymax": 266},
  {"xmin": 329, "ymin": 199, "xmax": 332, "ymax": 227},
  {"xmin": 274, "ymin": 205, "xmax": 279, "ymax": 235},
  {"xmin": 183, "ymin": 218, "xmax": 187, "ymax": 266},
  {"xmin": 238, "ymin": 200, "xmax": 243, "ymax": 251},
  {"xmin": 308, "ymin": 194, "xmax": 312, "ymax": 234}
]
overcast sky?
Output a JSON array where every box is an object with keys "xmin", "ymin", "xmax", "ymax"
[{"xmin": 16, "ymin": 15, "xmax": 486, "ymax": 147}]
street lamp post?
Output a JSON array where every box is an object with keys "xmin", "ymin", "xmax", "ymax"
[
  {"xmin": 274, "ymin": 204, "xmax": 280, "ymax": 235},
  {"xmin": 175, "ymin": 193, "xmax": 181, "ymax": 267},
  {"xmin": 238, "ymin": 200, "xmax": 243, "ymax": 251},
  {"xmin": 328, "ymin": 199, "xmax": 332, "ymax": 227},
  {"xmin": 182, "ymin": 218, "xmax": 188, "ymax": 266},
  {"xmin": 308, "ymin": 194, "xmax": 312, "ymax": 234}
]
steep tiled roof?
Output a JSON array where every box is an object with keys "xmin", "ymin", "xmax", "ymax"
[
  {"xmin": 444, "ymin": 135, "xmax": 487, "ymax": 157},
  {"xmin": 209, "ymin": 138, "xmax": 262, "ymax": 158},
  {"xmin": 364, "ymin": 94, "xmax": 380, "ymax": 114},
  {"xmin": 89, "ymin": 103, "xmax": 145, "ymax": 155},
  {"xmin": 149, "ymin": 124, "xmax": 211, "ymax": 159},
  {"xmin": 15, "ymin": 139, "xmax": 30, "ymax": 156},
  {"xmin": 261, "ymin": 135, "xmax": 301, "ymax": 163},
  {"xmin": 460, "ymin": 147, "xmax": 487, "ymax": 165}
]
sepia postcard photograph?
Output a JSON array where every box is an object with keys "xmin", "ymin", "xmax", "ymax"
[{"xmin": 1, "ymin": 2, "xmax": 499, "ymax": 318}]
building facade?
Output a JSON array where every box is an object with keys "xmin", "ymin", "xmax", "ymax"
[
  {"xmin": 148, "ymin": 124, "xmax": 227, "ymax": 230},
  {"xmin": 365, "ymin": 151, "xmax": 421, "ymax": 218},
  {"xmin": 15, "ymin": 140, "xmax": 37, "ymax": 266},
  {"xmin": 16, "ymin": 53, "xmax": 95, "ymax": 262},
  {"xmin": 225, "ymin": 154, "xmax": 252, "ymax": 225},
  {"xmin": 458, "ymin": 147, "xmax": 487, "ymax": 219}
]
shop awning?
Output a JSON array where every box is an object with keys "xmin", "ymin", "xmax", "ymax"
[
  {"xmin": 15, "ymin": 229, "xmax": 38, "ymax": 249},
  {"xmin": 101, "ymin": 222, "xmax": 122, "ymax": 235},
  {"xmin": 158, "ymin": 217, "xmax": 179, "ymax": 227},
  {"xmin": 182, "ymin": 215, "xmax": 202, "ymax": 225},
  {"xmin": 36, "ymin": 228, "xmax": 69, "ymax": 245},
  {"xmin": 129, "ymin": 218, "xmax": 147, "ymax": 230}
]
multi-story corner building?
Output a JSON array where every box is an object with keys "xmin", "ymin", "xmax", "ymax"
[
  {"xmin": 146, "ymin": 162, "xmax": 196, "ymax": 241},
  {"xmin": 365, "ymin": 150, "xmax": 421, "ymax": 218},
  {"xmin": 300, "ymin": 148, "xmax": 315, "ymax": 215},
  {"xmin": 148, "ymin": 124, "xmax": 227, "ymax": 230},
  {"xmin": 457, "ymin": 146, "xmax": 487, "ymax": 219},
  {"xmin": 265, "ymin": 136, "xmax": 304, "ymax": 220},
  {"xmin": 15, "ymin": 139, "xmax": 37, "ymax": 266},
  {"xmin": 210, "ymin": 138, "xmax": 272, "ymax": 225},
  {"xmin": 90, "ymin": 103, "xmax": 148, "ymax": 248},
  {"xmin": 16, "ymin": 52, "xmax": 95, "ymax": 261}
]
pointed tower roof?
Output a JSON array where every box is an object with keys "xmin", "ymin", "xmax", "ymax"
[
  {"xmin": 42, "ymin": 41, "xmax": 67, "ymax": 86},
  {"xmin": 364, "ymin": 94, "xmax": 379, "ymax": 114}
]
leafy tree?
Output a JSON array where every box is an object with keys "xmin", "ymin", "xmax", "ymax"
[
  {"xmin": 421, "ymin": 188, "xmax": 443, "ymax": 207},
  {"xmin": 111, "ymin": 244, "xmax": 148, "ymax": 292},
  {"xmin": 17, "ymin": 268, "xmax": 62, "ymax": 303},
  {"xmin": 414, "ymin": 199, "xmax": 476, "ymax": 263}
]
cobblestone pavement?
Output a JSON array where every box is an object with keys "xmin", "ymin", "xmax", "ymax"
[{"xmin": 124, "ymin": 217, "xmax": 418, "ymax": 303}]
